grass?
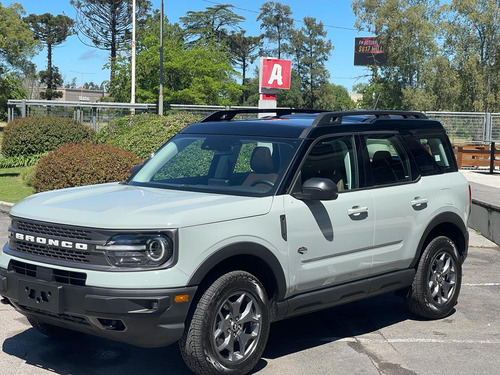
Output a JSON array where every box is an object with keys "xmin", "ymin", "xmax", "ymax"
[{"xmin": 0, "ymin": 167, "xmax": 34, "ymax": 203}]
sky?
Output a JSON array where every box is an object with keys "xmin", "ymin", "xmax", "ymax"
[{"xmin": 4, "ymin": 0, "xmax": 373, "ymax": 92}]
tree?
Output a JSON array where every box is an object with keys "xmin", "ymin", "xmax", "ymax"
[
  {"xmin": 0, "ymin": 2, "xmax": 38, "ymax": 119},
  {"xmin": 25, "ymin": 13, "xmax": 74, "ymax": 100},
  {"xmin": 112, "ymin": 13, "xmax": 241, "ymax": 105},
  {"xmin": 352, "ymin": 0, "xmax": 440, "ymax": 109},
  {"xmin": 226, "ymin": 30, "xmax": 260, "ymax": 103},
  {"xmin": 314, "ymin": 83, "xmax": 356, "ymax": 111},
  {"xmin": 0, "ymin": 3, "xmax": 38, "ymax": 71},
  {"xmin": 38, "ymin": 66, "xmax": 63, "ymax": 100},
  {"xmin": 71, "ymin": 0, "xmax": 151, "ymax": 93},
  {"xmin": 181, "ymin": 4, "xmax": 244, "ymax": 45},
  {"xmin": 290, "ymin": 17, "xmax": 333, "ymax": 108},
  {"xmin": 444, "ymin": 0, "xmax": 500, "ymax": 112},
  {"xmin": 257, "ymin": 1, "xmax": 294, "ymax": 59}
]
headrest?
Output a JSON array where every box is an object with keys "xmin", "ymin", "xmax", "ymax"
[{"xmin": 250, "ymin": 147, "xmax": 274, "ymax": 173}]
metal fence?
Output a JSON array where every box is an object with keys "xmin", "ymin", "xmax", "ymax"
[
  {"xmin": 7, "ymin": 100, "xmax": 157, "ymax": 131},
  {"xmin": 425, "ymin": 111, "xmax": 500, "ymax": 143},
  {"xmin": 6, "ymin": 99, "xmax": 500, "ymax": 143},
  {"xmin": 6, "ymin": 100, "xmax": 259, "ymax": 130}
]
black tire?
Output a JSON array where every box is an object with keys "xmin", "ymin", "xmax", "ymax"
[
  {"xmin": 179, "ymin": 271, "xmax": 270, "ymax": 375},
  {"xmin": 407, "ymin": 236, "xmax": 462, "ymax": 319},
  {"xmin": 28, "ymin": 317, "xmax": 81, "ymax": 339}
]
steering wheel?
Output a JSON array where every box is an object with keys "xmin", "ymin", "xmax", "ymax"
[{"xmin": 249, "ymin": 179, "xmax": 275, "ymax": 187}]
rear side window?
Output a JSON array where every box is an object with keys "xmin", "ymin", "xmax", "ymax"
[
  {"xmin": 363, "ymin": 134, "xmax": 412, "ymax": 186},
  {"xmin": 405, "ymin": 133, "xmax": 457, "ymax": 175}
]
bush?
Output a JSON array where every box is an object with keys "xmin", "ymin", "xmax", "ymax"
[
  {"xmin": 96, "ymin": 112, "xmax": 200, "ymax": 159},
  {"xmin": 32, "ymin": 143, "xmax": 141, "ymax": 193},
  {"xmin": 1, "ymin": 116, "xmax": 95, "ymax": 157}
]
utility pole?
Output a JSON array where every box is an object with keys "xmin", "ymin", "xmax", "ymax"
[
  {"xmin": 131, "ymin": 0, "xmax": 136, "ymax": 115},
  {"xmin": 158, "ymin": 0, "xmax": 164, "ymax": 115}
]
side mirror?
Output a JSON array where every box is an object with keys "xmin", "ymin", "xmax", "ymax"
[{"xmin": 292, "ymin": 178, "xmax": 339, "ymax": 201}]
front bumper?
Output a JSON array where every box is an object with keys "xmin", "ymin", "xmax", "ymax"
[{"xmin": 0, "ymin": 264, "xmax": 196, "ymax": 348}]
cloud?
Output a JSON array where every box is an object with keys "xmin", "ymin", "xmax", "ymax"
[{"xmin": 79, "ymin": 50, "xmax": 99, "ymax": 60}]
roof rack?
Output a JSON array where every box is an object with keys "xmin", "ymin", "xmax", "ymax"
[
  {"xmin": 200, "ymin": 108, "xmax": 327, "ymax": 123},
  {"xmin": 199, "ymin": 109, "xmax": 428, "ymax": 125},
  {"xmin": 310, "ymin": 110, "xmax": 428, "ymax": 127}
]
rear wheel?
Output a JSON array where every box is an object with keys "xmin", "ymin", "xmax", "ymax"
[
  {"xmin": 179, "ymin": 271, "xmax": 270, "ymax": 375},
  {"xmin": 407, "ymin": 236, "xmax": 462, "ymax": 319}
]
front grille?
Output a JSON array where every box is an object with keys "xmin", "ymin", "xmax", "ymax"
[
  {"xmin": 16, "ymin": 219, "xmax": 92, "ymax": 241},
  {"xmin": 10, "ymin": 260, "xmax": 87, "ymax": 286},
  {"xmin": 16, "ymin": 242, "xmax": 90, "ymax": 263}
]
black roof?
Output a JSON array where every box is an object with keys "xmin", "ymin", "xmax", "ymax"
[{"xmin": 180, "ymin": 109, "xmax": 444, "ymax": 139}]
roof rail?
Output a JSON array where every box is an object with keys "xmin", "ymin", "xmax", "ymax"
[
  {"xmin": 200, "ymin": 108, "xmax": 327, "ymax": 123},
  {"xmin": 310, "ymin": 110, "xmax": 427, "ymax": 127}
]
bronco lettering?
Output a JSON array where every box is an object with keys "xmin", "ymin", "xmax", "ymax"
[{"xmin": 10, "ymin": 231, "xmax": 88, "ymax": 251}]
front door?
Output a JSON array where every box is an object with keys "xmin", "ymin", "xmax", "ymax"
[{"xmin": 284, "ymin": 135, "xmax": 374, "ymax": 296}]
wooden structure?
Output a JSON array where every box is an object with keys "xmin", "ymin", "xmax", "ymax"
[{"xmin": 453, "ymin": 142, "xmax": 499, "ymax": 173}]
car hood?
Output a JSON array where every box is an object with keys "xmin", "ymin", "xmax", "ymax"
[{"xmin": 10, "ymin": 183, "xmax": 274, "ymax": 229}]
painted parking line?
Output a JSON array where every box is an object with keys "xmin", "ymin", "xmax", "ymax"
[
  {"xmin": 320, "ymin": 337, "xmax": 500, "ymax": 344},
  {"xmin": 463, "ymin": 283, "xmax": 500, "ymax": 286}
]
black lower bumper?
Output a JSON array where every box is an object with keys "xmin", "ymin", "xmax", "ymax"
[{"xmin": 0, "ymin": 267, "xmax": 196, "ymax": 348}]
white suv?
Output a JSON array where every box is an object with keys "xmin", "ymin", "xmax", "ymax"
[{"xmin": 1, "ymin": 110, "xmax": 470, "ymax": 374}]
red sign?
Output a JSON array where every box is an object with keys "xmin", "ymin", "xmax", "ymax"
[{"xmin": 260, "ymin": 58, "xmax": 292, "ymax": 89}]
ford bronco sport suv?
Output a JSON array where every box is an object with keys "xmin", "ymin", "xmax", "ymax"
[{"xmin": 1, "ymin": 109, "xmax": 470, "ymax": 374}]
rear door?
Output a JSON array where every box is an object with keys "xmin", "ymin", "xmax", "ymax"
[{"xmin": 362, "ymin": 132, "xmax": 434, "ymax": 275}]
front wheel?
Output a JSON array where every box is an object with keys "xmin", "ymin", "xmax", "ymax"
[
  {"xmin": 179, "ymin": 271, "xmax": 270, "ymax": 375},
  {"xmin": 407, "ymin": 236, "xmax": 462, "ymax": 319}
]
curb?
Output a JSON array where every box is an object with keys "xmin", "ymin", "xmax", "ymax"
[{"xmin": 0, "ymin": 201, "xmax": 13, "ymax": 214}]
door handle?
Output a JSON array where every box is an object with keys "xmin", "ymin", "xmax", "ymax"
[
  {"xmin": 411, "ymin": 197, "xmax": 428, "ymax": 210},
  {"xmin": 348, "ymin": 206, "xmax": 369, "ymax": 217}
]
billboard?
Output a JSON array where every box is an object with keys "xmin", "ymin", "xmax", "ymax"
[{"xmin": 354, "ymin": 37, "xmax": 386, "ymax": 66}]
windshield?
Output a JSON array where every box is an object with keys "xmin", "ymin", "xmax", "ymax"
[{"xmin": 129, "ymin": 134, "xmax": 300, "ymax": 196}]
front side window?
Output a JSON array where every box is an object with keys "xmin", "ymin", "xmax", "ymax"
[
  {"xmin": 364, "ymin": 134, "xmax": 412, "ymax": 186},
  {"xmin": 130, "ymin": 134, "xmax": 299, "ymax": 196},
  {"xmin": 299, "ymin": 135, "xmax": 358, "ymax": 192}
]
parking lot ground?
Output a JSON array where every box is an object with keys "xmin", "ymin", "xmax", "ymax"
[{"xmin": 1, "ymin": 216, "xmax": 499, "ymax": 375}]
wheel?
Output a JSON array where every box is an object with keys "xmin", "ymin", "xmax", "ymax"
[
  {"xmin": 28, "ymin": 317, "xmax": 81, "ymax": 339},
  {"xmin": 406, "ymin": 236, "xmax": 462, "ymax": 319},
  {"xmin": 179, "ymin": 271, "xmax": 270, "ymax": 375},
  {"xmin": 249, "ymin": 179, "xmax": 274, "ymax": 187}
]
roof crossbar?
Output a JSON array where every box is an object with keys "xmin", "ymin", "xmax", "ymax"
[{"xmin": 200, "ymin": 108, "xmax": 327, "ymax": 123}]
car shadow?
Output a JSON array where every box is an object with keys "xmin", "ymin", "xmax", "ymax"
[{"xmin": 2, "ymin": 293, "xmax": 434, "ymax": 375}]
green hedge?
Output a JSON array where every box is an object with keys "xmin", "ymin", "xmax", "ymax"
[
  {"xmin": 96, "ymin": 112, "xmax": 200, "ymax": 159},
  {"xmin": 1, "ymin": 116, "xmax": 95, "ymax": 157},
  {"xmin": 32, "ymin": 143, "xmax": 141, "ymax": 192}
]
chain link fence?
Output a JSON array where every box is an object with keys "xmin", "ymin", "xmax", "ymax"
[{"xmin": 6, "ymin": 100, "xmax": 500, "ymax": 143}]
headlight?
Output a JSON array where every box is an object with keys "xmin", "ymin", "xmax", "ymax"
[{"xmin": 96, "ymin": 234, "xmax": 173, "ymax": 268}]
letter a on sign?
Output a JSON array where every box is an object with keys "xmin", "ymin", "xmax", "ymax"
[
  {"xmin": 268, "ymin": 64, "xmax": 283, "ymax": 86},
  {"xmin": 260, "ymin": 58, "xmax": 291, "ymax": 90}
]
